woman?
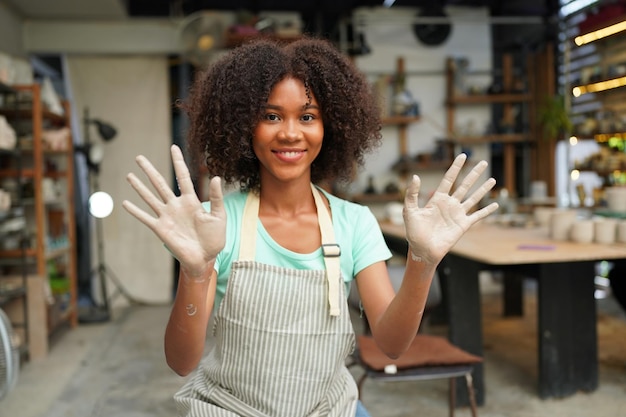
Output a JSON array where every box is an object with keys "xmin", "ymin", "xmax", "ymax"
[{"xmin": 123, "ymin": 37, "xmax": 498, "ymax": 417}]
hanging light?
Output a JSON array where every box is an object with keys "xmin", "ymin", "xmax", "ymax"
[
  {"xmin": 574, "ymin": 20, "xmax": 626, "ymax": 46},
  {"xmin": 572, "ymin": 76, "xmax": 626, "ymax": 96}
]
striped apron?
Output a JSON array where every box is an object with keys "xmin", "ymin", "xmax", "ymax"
[{"xmin": 174, "ymin": 185, "xmax": 358, "ymax": 417}]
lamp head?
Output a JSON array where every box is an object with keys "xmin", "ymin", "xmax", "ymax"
[
  {"xmin": 75, "ymin": 142, "xmax": 104, "ymax": 173},
  {"xmin": 91, "ymin": 120, "xmax": 117, "ymax": 141},
  {"xmin": 78, "ymin": 117, "xmax": 117, "ymax": 172}
]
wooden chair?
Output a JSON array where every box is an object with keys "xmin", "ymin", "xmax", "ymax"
[{"xmin": 348, "ymin": 264, "xmax": 481, "ymax": 417}]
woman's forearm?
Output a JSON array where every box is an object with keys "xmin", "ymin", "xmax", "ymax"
[
  {"xmin": 164, "ymin": 265, "xmax": 216, "ymax": 376},
  {"xmin": 370, "ymin": 252, "xmax": 438, "ymax": 358}
]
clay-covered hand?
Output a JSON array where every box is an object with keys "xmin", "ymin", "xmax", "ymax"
[
  {"xmin": 122, "ymin": 145, "xmax": 226, "ymax": 279},
  {"xmin": 403, "ymin": 154, "xmax": 498, "ymax": 265}
]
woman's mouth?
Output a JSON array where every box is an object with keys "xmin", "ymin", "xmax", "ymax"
[{"xmin": 273, "ymin": 150, "xmax": 305, "ymax": 162}]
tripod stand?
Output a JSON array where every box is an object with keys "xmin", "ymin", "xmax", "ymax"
[
  {"xmin": 78, "ymin": 170, "xmax": 141, "ymax": 323},
  {"xmin": 77, "ymin": 109, "xmax": 138, "ymax": 323}
]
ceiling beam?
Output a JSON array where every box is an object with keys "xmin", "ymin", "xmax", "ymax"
[{"xmin": 23, "ymin": 19, "xmax": 181, "ymax": 54}]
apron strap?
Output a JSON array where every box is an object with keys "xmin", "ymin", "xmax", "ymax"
[
  {"xmin": 238, "ymin": 185, "xmax": 342, "ymax": 316},
  {"xmin": 239, "ymin": 190, "xmax": 260, "ymax": 261},
  {"xmin": 311, "ymin": 184, "xmax": 341, "ymax": 317}
]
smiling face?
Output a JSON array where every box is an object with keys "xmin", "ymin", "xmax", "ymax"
[{"xmin": 252, "ymin": 77, "xmax": 324, "ymax": 188}]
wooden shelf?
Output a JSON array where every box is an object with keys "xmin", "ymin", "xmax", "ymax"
[
  {"xmin": 0, "ymin": 287, "xmax": 27, "ymax": 306},
  {"xmin": 351, "ymin": 193, "xmax": 402, "ymax": 204},
  {"xmin": 0, "ymin": 148, "xmax": 19, "ymax": 156},
  {"xmin": 392, "ymin": 158, "xmax": 454, "ymax": 172},
  {"xmin": 0, "ymin": 107, "xmax": 66, "ymax": 126},
  {"xmin": 382, "ymin": 115, "xmax": 421, "ymax": 125},
  {"xmin": 0, "ymin": 169, "xmax": 69, "ymax": 179},
  {"xmin": 448, "ymin": 134, "xmax": 529, "ymax": 144},
  {"xmin": 445, "ymin": 53, "xmax": 537, "ymax": 196},
  {"xmin": 0, "ymin": 82, "xmax": 15, "ymax": 94},
  {"xmin": 0, "ymin": 83, "xmax": 78, "ymax": 361},
  {"xmin": 0, "ymin": 248, "xmax": 37, "ymax": 258},
  {"xmin": 447, "ymin": 93, "xmax": 532, "ymax": 105}
]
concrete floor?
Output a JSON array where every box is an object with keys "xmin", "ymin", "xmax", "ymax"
[{"xmin": 2, "ymin": 279, "xmax": 626, "ymax": 417}]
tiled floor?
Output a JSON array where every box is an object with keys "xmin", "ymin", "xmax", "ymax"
[{"xmin": 2, "ymin": 279, "xmax": 626, "ymax": 417}]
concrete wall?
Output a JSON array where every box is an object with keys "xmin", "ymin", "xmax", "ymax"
[
  {"xmin": 66, "ymin": 55, "xmax": 173, "ymax": 306},
  {"xmin": 0, "ymin": 1, "xmax": 24, "ymax": 57}
]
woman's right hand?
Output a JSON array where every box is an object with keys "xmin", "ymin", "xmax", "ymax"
[{"xmin": 122, "ymin": 145, "xmax": 226, "ymax": 279}]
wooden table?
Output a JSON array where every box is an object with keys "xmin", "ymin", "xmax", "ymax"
[{"xmin": 379, "ymin": 221, "xmax": 626, "ymax": 405}]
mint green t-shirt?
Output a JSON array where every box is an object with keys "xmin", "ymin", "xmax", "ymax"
[{"xmin": 204, "ymin": 187, "xmax": 392, "ymax": 309}]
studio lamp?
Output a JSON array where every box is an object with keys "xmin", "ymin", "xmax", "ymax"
[
  {"xmin": 76, "ymin": 109, "xmax": 117, "ymax": 173},
  {"xmin": 77, "ymin": 108, "xmax": 133, "ymax": 324}
]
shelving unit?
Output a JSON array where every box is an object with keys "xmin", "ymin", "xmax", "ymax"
[
  {"xmin": 0, "ymin": 83, "xmax": 78, "ymax": 360},
  {"xmin": 381, "ymin": 57, "xmax": 452, "ymax": 174},
  {"xmin": 444, "ymin": 53, "xmax": 536, "ymax": 196},
  {"xmin": 382, "ymin": 115, "xmax": 421, "ymax": 157},
  {"xmin": 566, "ymin": 3, "xmax": 626, "ymax": 191},
  {"xmin": 0, "ymin": 82, "xmax": 29, "ymax": 358}
]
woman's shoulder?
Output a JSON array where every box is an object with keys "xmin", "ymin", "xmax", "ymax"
[{"xmin": 223, "ymin": 189, "xmax": 248, "ymax": 204}]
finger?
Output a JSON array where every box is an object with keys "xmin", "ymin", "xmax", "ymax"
[
  {"xmin": 122, "ymin": 199, "xmax": 158, "ymax": 230},
  {"xmin": 467, "ymin": 202, "xmax": 500, "ymax": 224},
  {"xmin": 171, "ymin": 145, "xmax": 195, "ymax": 196},
  {"xmin": 135, "ymin": 154, "xmax": 176, "ymax": 202},
  {"xmin": 207, "ymin": 177, "xmax": 225, "ymax": 218},
  {"xmin": 126, "ymin": 172, "xmax": 164, "ymax": 214},
  {"xmin": 404, "ymin": 175, "xmax": 421, "ymax": 209},
  {"xmin": 461, "ymin": 177, "xmax": 497, "ymax": 210},
  {"xmin": 436, "ymin": 153, "xmax": 467, "ymax": 195},
  {"xmin": 452, "ymin": 160, "xmax": 488, "ymax": 201}
]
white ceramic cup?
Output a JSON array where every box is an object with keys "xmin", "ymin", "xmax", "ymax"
[
  {"xmin": 549, "ymin": 210, "xmax": 577, "ymax": 241},
  {"xmin": 534, "ymin": 207, "xmax": 557, "ymax": 228},
  {"xmin": 570, "ymin": 219, "xmax": 594, "ymax": 244},
  {"xmin": 616, "ymin": 220, "xmax": 626, "ymax": 243},
  {"xmin": 605, "ymin": 187, "xmax": 626, "ymax": 212},
  {"xmin": 594, "ymin": 218, "xmax": 617, "ymax": 244},
  {"xmin": 530, "ymin": 181, "xmax": 548, "ymax": 201},
  {"xmin": 0, "ymin": 189, "xmax": 10, "ymax": 212},
  {"xmin": 385, "ymin": 202, "xmax": 404, "ymax": 226}
]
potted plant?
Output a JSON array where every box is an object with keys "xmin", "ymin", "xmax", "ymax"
[{"xmin": 537, "ymin": 94, "xmax": 573, "ymax": 140}]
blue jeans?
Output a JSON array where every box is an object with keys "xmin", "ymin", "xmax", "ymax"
[{"xmin": 355, "ymin": 400, "xmax": 371, "ymax": 417}]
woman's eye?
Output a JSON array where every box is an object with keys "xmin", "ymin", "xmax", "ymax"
[
  {"xmin": 265, "ymin": 113, "xmax": 280, "ymax": 121},
  {"xmin": 302, "ymin": 114, "xmax": 315, "ymax": 122}
]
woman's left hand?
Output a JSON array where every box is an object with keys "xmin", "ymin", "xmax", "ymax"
[{"xmin": 403, "ymin": 153, "xmax": 499, "ymax": 265}]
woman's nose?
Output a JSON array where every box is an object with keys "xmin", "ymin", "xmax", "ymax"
[{"xmin": 278, "ymin": 121, "xmax": 302, "ymax": 141}]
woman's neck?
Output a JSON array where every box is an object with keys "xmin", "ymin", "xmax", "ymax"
[{"xmin": 258, "ymin": 178, "xmax": 316, "ymax": 218}]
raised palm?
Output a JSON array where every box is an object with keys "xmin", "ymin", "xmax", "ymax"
[
  {"xmin": 403, "ymin": 154, "xmax": 498, "ymax": 265},
  {"xmin": 122, "ymin": 145, "xmax": 226, "ymax": 278}
]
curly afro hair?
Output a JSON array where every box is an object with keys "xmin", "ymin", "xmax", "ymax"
[{"xmin": 182, "ymin": 36, "xmax": 382, "ymax": 192}]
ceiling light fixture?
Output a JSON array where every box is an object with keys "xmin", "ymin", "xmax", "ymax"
[
  {"xmin": 575, "ymin": 20, "xmax": 626, "ymax": 46},
  {"xmin": 382, "ymin": 0, "xmax": 396, "ymax": 7},
  {"xmin": 561, "ymin": 0, "xmax": 598, "ymax": 17},
  {"xmin": 572, "ymin": 76, "xmax": 626, "ymax": 96}
]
